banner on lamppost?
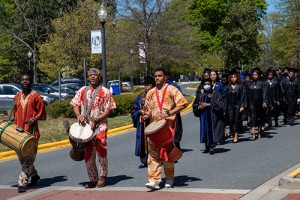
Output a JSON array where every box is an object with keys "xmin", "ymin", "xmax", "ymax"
[
  {"xmin": 91, "ymin": 30, "xmax": 102, "ymax": 54},
  {"xmin": 139, "ymin": 42, "xmax": 146, "ymax": 63}
]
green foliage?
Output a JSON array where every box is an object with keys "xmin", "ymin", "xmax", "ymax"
[
  {"xmin": 218, "ymin": 2, "xmax": 261, "ymax": 69},
  {"xmin": 109, "ymin": 94, "xmax": 135, "ymax": 117},
  {"xmin": 46, "ymin": 99, "xmax": 75, "ymax": 118},
  {"xmin": 46, "ymin": 94, "xmax": 136, "ymax": 119}
]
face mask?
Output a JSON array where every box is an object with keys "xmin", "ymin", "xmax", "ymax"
[{"xmin": 203, "ymin": 84, "xmax": 211, "ymax": 91}]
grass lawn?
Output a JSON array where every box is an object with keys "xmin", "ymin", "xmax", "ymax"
[{"xmin": 0, "ymin": 95, "xmax": 193, "ymax": 152}]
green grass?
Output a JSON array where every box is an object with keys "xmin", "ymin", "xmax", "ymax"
[{"xmin": 0, "ymin": 95, "xmax": 193, "ymax": 152}]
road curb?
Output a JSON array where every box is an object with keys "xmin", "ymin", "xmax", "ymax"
[
  {"xmin": 0, "ymin": 100, "xmax": 193, "ymax": 161},
  {"xmin": 186, "ymin": 87, "xmax": 197, "ymax": 91},
  {"xmin": 278, "ymin": 168, "xmax": 300, "ymax": 189}
]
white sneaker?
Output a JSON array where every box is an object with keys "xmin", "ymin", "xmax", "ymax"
[
  {"xmin": 164, "ymin": 180, "xmax": 174, "ymax": 188},
  {"xmin": 145, "ymin": 181, "xmax": 160, "ymax": 190}
]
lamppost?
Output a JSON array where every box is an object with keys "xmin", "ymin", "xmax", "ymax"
[
  {"xmin": 27, "ymin": 50, "xmax": 32, "ymax": 70},
  {"xmin": 98, "ymin": 3, "xmax": 107, "ymax": 88},
  {"xmin": 130, "ymin": 49, "xmax": 134, "ymax": 91}
]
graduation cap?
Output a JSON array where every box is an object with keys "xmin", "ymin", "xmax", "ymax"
[
  {"xmin": 144, "ymin": 76, "xmax": 155, "ymax": 86},
  {"xmin": 203, "ymin": 68, "xmax": 212, "ymax": 74},
  {"xmin": 272, "ymin": 66, "xmax": 279, "ymax": 71},
  {"xmin": 252, "ymin": 67, "xmax": 263, "ymax": 74},
  {"xmin": 201, "ymin": 78, "xmax": 212, "ymax": 85},
  {"xmin": 221, "ymin": 72, "xmax": 229, "ymax": 79},
  {"xmin": 288, "ymin": 67, "xmax": 298, "ymax": 73}
]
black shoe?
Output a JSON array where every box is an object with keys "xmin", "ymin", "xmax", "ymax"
[
  {"xmin": 209, "ymin": 148, "xmax": 215, "ymax": 155},
  {"xmin": 203, "ymin": 148, "xmax": 209, "ymax": 154},
  {"xmin": 138, "ymin": 164, "xmax": 147, "ymax": 169},
  {"xmin": 28, "ymin": 174, "xmax": 40, "ymax": 187},
  {"xmin": 18, "ymin": 186, "xmax": 27, "ymax": 193},
  {"xmin": 275, "ymin": 121, "xmax": 279, "ymax": 127}
]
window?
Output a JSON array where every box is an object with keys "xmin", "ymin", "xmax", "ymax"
[{"xmin": 3, "ymin": 86, "xmax": 18, "ymax": 95}]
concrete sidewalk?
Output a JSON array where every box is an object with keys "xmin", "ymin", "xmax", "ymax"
[{"xmin": 1, "ymin": 163, "xmax": 300, "ymax": 200}]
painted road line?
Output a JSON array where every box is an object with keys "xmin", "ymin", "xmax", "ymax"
[{"xmin": 288, "ymin": 168, "xmax": 300, "ymax": 177}]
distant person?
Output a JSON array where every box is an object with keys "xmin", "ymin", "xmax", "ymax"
[
  {"xmin": 225, "ymin": 71, "xmax": 246, "ymax": 143},
  {"xmin": 166, "ymin": 79, "xmax": 183, "ymax": 150},
  {"xmin": 264, "ymin": 69, "xmax": 281, "ymax": 127},
  {"xmin": 131, "ymin": 76, "xmax": 155, "ymax": 168},
  {"xmin": 247, "ymin": 68, "xmax": 267, "ymax": 140},
  {"xmin": 11, "ymin": 71, "xmax": 46, "ymax": 193},
  {"xmin": 280, "ymin": 68, "xmax": 300, "ymax": 126},
  {"xmin": 70, "ymin": 68, "xmax": 116, "ymax": 188}
]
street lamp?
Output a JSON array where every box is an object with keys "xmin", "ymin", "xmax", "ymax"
[
  {"xmin": 98, "ymin": 3, "xmax": 108, "ymax": 88},
  {"xmin": 130, "ymin": 49, "xmax": 134, "ymax": 91},
  {"xmin": 27, "ymin": 50, "xmax": 32, "ymax": 70}
]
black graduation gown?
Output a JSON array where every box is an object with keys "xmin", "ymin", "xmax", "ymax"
[
  {"xmin": 281, "ymin": 77, "xmax": 300, "ymax": 115},
  {"xmin": 225, "ymin": 84, "xmax": 246, "ymax": 132},
  {"xmin": 247, "ymin": 80, "xmax": 267, "ymax": 127}
]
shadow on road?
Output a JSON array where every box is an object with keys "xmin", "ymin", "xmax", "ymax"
[
  {"xmin": 181, "ymin": 148, "xmax": 193, "ymax": 153},
  {"xmin": 173, "ymin": 175, "xmax": 202, "ymax": 186},
  {"xmin": 106, "ymin": 175, "xmax": 134, "ymax": 186},
  {"xmin": 214, "ymin": 147, "xmax": 231, "ymax": 154}
]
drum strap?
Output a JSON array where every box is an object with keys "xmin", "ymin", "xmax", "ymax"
[{"xmin": 83, "ymin": 86, "xmax": 102, "ymax": 117}]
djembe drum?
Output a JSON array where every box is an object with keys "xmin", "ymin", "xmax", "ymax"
[
  {"xmin": 0, "ymin": 120, "xmax": 37, "ymax": 156},
  {"xmin": 144, "ymin": 119, "xmax": 182, "ymax": 162},
  {"xmin": 69, "ymin": 122, "xmax": 95, "ymax": 161}
]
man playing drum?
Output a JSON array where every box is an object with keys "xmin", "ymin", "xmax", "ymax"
[
  {"xmin": 10, "ymin": 71, "xmax": 46, "ymax": 193},
  {"xmin": 143, "ymin": 67, "xmax": 188, "ymax": 190},
  {"xmin": 70, "ymin": 68, "xmax": 116, "ymax": 188}
]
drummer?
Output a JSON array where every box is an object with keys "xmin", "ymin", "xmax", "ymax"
[
  {"xmin": 143, "ymin": 67, "xmax": 188, "ymax": 190},
  {"xmin": 10, "ymin": 71, "xmax": 46, "ymax": 193},
  {"xmin": 70, "ymin": 68, "xmax": 116, "ymax": 188}
]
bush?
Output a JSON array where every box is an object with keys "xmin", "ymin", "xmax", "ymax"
[
  {"xmin": 46, "ymin": 99, "xmax": 75, "ymax": 118},
  {"xmin": 46, "ymin": 94, "xmax": 137, "ymax": 119},
  {"xmin": 109, "ymin": 94, "xmax": 136, "ymax": 117}
]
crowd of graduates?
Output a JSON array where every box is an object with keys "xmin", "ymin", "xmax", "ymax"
[{"xmin": 193, "ymin": 67, "xmax": 300, "ymax": 155}]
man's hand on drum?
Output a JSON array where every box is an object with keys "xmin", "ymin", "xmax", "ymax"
[
  {"xmin": 156, "ymin": 112, "xmax": 168, "ymax": 120},
  {"xmin": 25, "ymin": 118, "xmax": 36, "ymax": 126},
  {"xmin": 142, "ymin": 111, "xmax": 151, "ymax": 120},
  {"xmin": 77, "ymin": 114, "xmax": 86, "ymax": 124},
  {"xmin": 87, "ymin": 116, "xmax": 99, "ymax": 129}
]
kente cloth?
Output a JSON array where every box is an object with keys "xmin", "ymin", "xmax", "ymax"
[
  {"xmin": 84, "ymin": 133, "xmax": 108, "ymax": 182},
  {"xmin": 144, "ymin": 84, "xmax": 188, "ymax": 125},
  {"xmin": 17, "ymin": 143, "xmax": 38, "ymax": 186},
  {"xmin": 13, "ymin": 90, "xmax": 46, "ymax": 138},
  {"xmin": 70, "ymin": 85, "xmax": 116, "ymax": 133},
  {"xmin": 147, "ymin": 139, "xmax": 174, "ymax": 185}
]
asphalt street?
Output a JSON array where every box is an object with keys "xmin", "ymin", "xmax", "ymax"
[{"xmin": 1, "ymin": 82, "xmax": 300, "ymax": 192}]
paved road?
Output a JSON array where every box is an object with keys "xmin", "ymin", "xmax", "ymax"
[{"xmin": 1, "ymin": 82, "xmax": 300, "ymax": 192}]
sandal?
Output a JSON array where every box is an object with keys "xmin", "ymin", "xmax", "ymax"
[
  {"xmin": 85, "ymin": 181, "xmax": 97, "ymax": 188},
  {"xmin": 251, "ymin": 134, "xmax": 256, "ymax": 141}
]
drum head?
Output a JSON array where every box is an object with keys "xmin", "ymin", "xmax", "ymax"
[
  {"xmin": 69, "ymin": 122, "xmax": 93, "ymax": 141},
  {"xmin": 144, "ymin": 119, "xmax": 166, "ymax": 135},
  {"xmin": 21, "ymin": 137, "xmax": 37, "ymax": 157}
]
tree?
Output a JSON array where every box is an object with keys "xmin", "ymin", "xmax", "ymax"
[
  {"xmin": 218, "ymin": 2, "xmax": 262, "ymax": 69},
  {"xmin": 0, "ymin": 0, "xmax": 80, "ymax": 82}
]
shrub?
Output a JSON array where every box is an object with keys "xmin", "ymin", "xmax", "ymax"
[
  {"xmin": 46, "ymin": 94, "xmax": 137, "ymax": 118},
  {"xmin": 46, "ymin": 99, "xmax": 75, "ymax": 118}
]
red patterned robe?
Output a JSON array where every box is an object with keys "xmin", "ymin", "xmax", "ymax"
[{"xmin": 70, "ymin": 86, "xmax": 116, "ymax": 182}]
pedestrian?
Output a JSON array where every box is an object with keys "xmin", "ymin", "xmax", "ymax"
[
  {"xmin": 10, "ymin": 71, "xmax": 46, "ymax": 193},
  {"xmin": 193, "ymin": 78, "xmax": 215, "ymax": 154},
  {"xmin": 166, "ymin": 78, "xmax": 183, "ymax": 150},
  {"xmin": 225, "ymin": 71, "xmax": 246, "ymax": 143},
  {"xmin": 280, "ymin": 68, "xmax": 300, "ymax": 126},
  {"xmin": 210, "ymin": 70, "xmax": 226, "ymax": 146},
  {"xmin": 143, "ymin": 67, "xmax": 188, "ymax": 190},
  {"xmin": 70, "ymin": 68, "xmax": 116, "ymax": 188},
  {"xmin": 247, "ymin": 68, "xmax": 267, "ymax": 140},
  {"xmin": 131, "ymin": 76, "xmax": 155, "ymax": 169},
  {"xmin": 264, "ymin": 69, "xmax": 281, "ymax": 128}
]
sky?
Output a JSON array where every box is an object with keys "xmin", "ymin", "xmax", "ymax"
[{"xmin": 266, "ymin": 0, "xmax": 277, "ymax": 13}]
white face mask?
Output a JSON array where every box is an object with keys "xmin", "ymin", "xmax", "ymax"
[{"xmin": 203, "ymin": 84, "xmax": 211, "ymax": 91}]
